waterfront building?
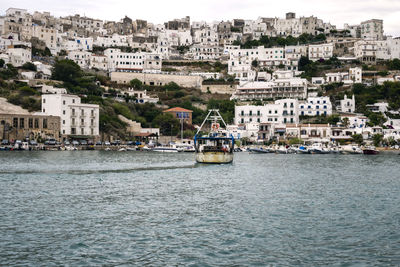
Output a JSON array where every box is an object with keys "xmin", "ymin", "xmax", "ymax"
[
  {"xmin": 0, "ymin": 113, "xmax": 60, "ymax": 141},
  {"xmin": 40, "ymin": 94, "xmax": 99, "ymax": 139}
]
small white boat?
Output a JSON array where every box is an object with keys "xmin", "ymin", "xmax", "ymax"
[
  {"xmin": 152, "ymin": 146, "xmax": 179, "ymax": 153},
  {"xmin": 310, "ymin": 143, "xmax": 330, "ymax": 154},
  {"xmin": 341, "ymin": 145, "xmax": 363, "ymax": 154},
  {"xmin": 297, "ymin": 146, "xmax": 310, "ymax": 154},
  {"xmin": 275, "ymin": 146, "xmax": 288, "ymax": 154}
]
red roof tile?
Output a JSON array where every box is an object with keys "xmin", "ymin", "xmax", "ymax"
[{"xmin": 163, "ymin": 107, "xmax": 193, "ymax": 113}]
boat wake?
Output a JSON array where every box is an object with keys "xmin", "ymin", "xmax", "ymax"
[{"xmin": 0, "ymin": 164, "xmax": 197, "ymax": 175}]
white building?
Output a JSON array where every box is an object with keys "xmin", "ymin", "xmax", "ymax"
[
  {"xmin": 234, "ymin": 99, "xmax": 299, "ymax": 125},
  {"xmin": 360, "ymin": 19, "xmax": 383, "ymax": 40},
  {"xmin": 5, "ymin": 47, "xmax": 31, "ymax": 67},
  {"xmin": 41, "ymin": 94, "xmax": 99, "ymax": 137},
  {"xmin": 104, "ymin": 48, "xmax": 162, "ymax": 72},
  {"xmin": 308, "ymin": 43, "xmax": 334, "ymax": 61},
  {"xmin": 338, "ymin": 95, "xmax": 356, "ymax": 113},
  {"xmin": 299, "ymin": 96, "xmax": 332, "ymax": 116},
  {"xmin": 232, "ymin": 77, "xmax": 307, "ymax": 101},
  {"xmin": 67, "ymin": 50, "xmax": 91, "ymax": 69}
]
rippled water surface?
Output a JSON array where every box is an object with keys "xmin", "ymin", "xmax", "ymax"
[{"xmin": 1, "ymin": 151, "xmax": 400, "ymax": 266}]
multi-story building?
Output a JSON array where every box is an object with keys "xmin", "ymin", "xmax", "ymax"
[
  {"xmin": 234, "ymin": 99, "xmax": 299, "ymax": 125},
  {"xmin": 189, "ymin": 45, "xmax": 223, "ymax": 60},
  {"xmin": 67, "ymin": 50, "xmax": 91, "ymax": 69},
  {"xmin": 104, "ymin": 48, "xmax": 162, "ymax": 72},
  {"xmin": 231, "ymin": 77, "xmax": 307, "ymax": 101},
  {"xmin": 299, "ymin": 96, "xmax": 332, "ymax": 116},
  {"xmin": 360, "ymin": 19, "xmax": 383, "ymax": 40},
  {"xmin": 308, "ymin": 43, "xmax": 334, "ymax": 61},
  {"xmin": 5, "ymin": 46, "xmax": 31, "ymax": 67},
  {"xmin": 41, "ymin": 94, "xmax": 99, "ymax": 138},
  {"xmin": 354, "ymin": 40, "xmax": 377, "ymax": 63}
]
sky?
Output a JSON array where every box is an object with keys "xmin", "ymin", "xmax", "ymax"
[{"xmin": 2, "ymin": 0, "xmax": 400, "ymax": 36}]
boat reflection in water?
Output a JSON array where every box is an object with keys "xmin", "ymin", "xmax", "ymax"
[{"xmin": 194, "ymin": 110, "xmax": 234, "ymax": 164}]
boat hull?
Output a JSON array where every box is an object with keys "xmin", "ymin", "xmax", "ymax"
[
  {"xmin": 195, "ymin": 151, "xmax": 233, "ymax": 164},
  {"xmin": 363, "ymin": 149, "xmax": 379, "ymax": 155}
]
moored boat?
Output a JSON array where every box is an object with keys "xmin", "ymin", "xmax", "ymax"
[
  {"xmin": 363, "ymin": 146, "xmax": 379, "ymax": 155},
  {"xmin": 194, "ymin": 110, "xmax": 234, "ymax": 164}
]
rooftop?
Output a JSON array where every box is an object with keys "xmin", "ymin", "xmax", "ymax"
[{"xmin": 163, "ymin": 107, "xmax": 193, "ymax": 113}]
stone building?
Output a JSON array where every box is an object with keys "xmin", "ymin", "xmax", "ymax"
[{"xmin": 0, "ymin": 113, "xmax": 60, "ymax": 141}]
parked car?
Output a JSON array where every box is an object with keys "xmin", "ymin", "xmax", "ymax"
[
  {"xmin": 47, "ymin": 139, "xmax": 56, "ymax": 145},
  {"xmin": 79, "ymin": 140, "xmax": 88, "ymax": 145},
  {"xmin": 29, "ymin": 140, "xmax": 38, "ymax": 146},
  {"xmin": 104, "ymin": 141, "xmax": 111, "ymax": 146},
  {"xmin": 64, "ymin": 140, "xmax": 70, "ymax": 146},
  {"xmin": 72, "ymin": 140, "xmax": 79, "ymax": 146},
  {"xmin": 87, "ymin": 140, "xmax": 94, "ymax": 145},
  {"xmin": 111, "ymin": 140, "xmax": 121, "ymax": 146},
  {"xmin": 126, "ymin": 141, "xmax": 135, "ymax": 146},
  {"xmin": 96, "ymin": 141, "xmax": 102, "ymax": 146},
  {"xmin": 1, "ymin": 139, "xmax": 9, "ymax": 145}
]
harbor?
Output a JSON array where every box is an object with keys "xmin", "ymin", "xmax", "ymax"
[{"xmin": 1, "ymin": 151, "xmax": 399, "ymax": 266}]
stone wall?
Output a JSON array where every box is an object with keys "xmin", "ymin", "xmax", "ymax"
[
  {"xmin": 111, "ymin": 71, "xmax": 203, "ymax": 89},
  {"xmin": 200, "ymin": 83, "xmax": 237, "ymax": 94}
]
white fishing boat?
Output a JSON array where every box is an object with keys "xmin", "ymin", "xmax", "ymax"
[{"xmin": 194, "ymin": 110, "xmax": 234, "ymax": 164}]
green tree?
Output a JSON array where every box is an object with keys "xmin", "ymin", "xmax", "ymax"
[
  {"xmin": 21, "ymin": 62, "xmax": 37, "ymax": 71},
  {"xmin": 153, "ymin": 113, "xmax": 180, "ymax": 136},
  {"xmin": 372, "ymin": 134, "xmax": 383, "ymax": 147},
  {"xmin": 251, "ymin": 59, "xmax": 258, "ymax": 68},
  {"xmin": 367, "ymin": 112, "xmax": 387, "ymax": 126},
  {"xmin": 298, "ymin": 56, "xmax": 311, "ymax": 71},
  {"xmin": 129, "ymin": 78, "xmax": 143, "ymax": 89},
  {"xmin": 289, "ymin": 138, "xmax": 303, "ymax": 145},
  {"xmin": 0, "ymin": 59, "xmax": 4, "ymax": 68},
  {"xmin": 163, "ymin": 82, "xmax": 180, "ymax": 91},
  {"xmin": 51, "ymin": 59, "xmax": 82, "ymax": 85},
  {"xmin": 351, "ymin": 134, "xmax": 363, "ymax": 145}
]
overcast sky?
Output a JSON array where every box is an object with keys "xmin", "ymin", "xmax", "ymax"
[{"xmin": 2, "ymin": 0, "xmax": 400, "ymax": 36}]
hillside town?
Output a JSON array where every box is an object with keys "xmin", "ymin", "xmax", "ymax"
[{"xmin": 1, "ymin": 7, "xmax": 400, "ymax": 149}]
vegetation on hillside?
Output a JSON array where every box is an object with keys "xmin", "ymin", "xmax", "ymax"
[{"xmin": 233, "ymin": 33, "xmax": 327, "ymax": 49}]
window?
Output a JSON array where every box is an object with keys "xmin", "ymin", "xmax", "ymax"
[
  {"xmin": 19, "ymin": 118, "xmax": 24, "ymax": 129},
  {"xmin": 34, "ymin": 119, "xmax": 39, "ymax": 128},
  {"xmin": 63, "ymin": 100, "xmax": 66, "ymax": 105},
  {"xmin": 241, "ymin": 118, "xmax": 244, "ymax": 123},
  {"xmin": 43, "ymin": 99, "xmax": 46, "ymax": 103},
  {"xmin": 72, "ymin": 99, "xmax": 75, "ymax": 104},
  {"xmin": 13, "ymin": 118, "xmax": 18, "ymax": 128},
  {"xmin": 43, "ymin": 119, "xmax": 47, "ymax": 129},
  {"xmin": 63, "ymin": 120, "xmax": 65, "ymax": 125},
  {"xmin": 63, "ymin": 110, "xmax": 65, "ymax": 115},
  {"xmin": 81, "ymin": 128, "xmax": 84, "ymax": 135},
  {"xmin": 29, "ymin": 118, "xmax": 33, "ymax": 128}
]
